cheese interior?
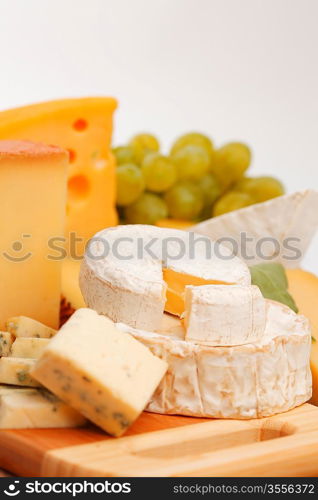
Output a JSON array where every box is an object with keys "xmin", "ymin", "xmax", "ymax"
[
  {"xmin": 0, "ymin": 145, "xmax": 67, "ymax": 329},
  {"xmin": 163, "ymin": 268, "xmax": 231, "ymax": 316}
]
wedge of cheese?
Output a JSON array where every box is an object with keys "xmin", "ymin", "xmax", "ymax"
[
  {"xmin": 0, "ymin": 140, "xmax": 68, "ymax": 329},
  {"xmin": 286, "ymin": 268, "xmax": 318, "ymax": 406},
  {"xmin": 0, "ymin": 332, "xmax": 14, "ymax": 356},
  {"xmin": 192, "ymin": 190, "xmax": 318, "ymax": 268},
  {"xmin": 117, "ymin": 300, "xmax": 312, "ymax": 418},
  {"xmin": 0, "ymin": 386, "xmax": 86, "ymax": 429},
  {"xmin": 0, "ymin": 98, "xmax": 118, "ymax": 256},
  {"xmin": 0, "ymin": 358, "xmax": 40, "ymax": 387},
  {"xmin": 10, "ymin": 338, "xmax": 50, "ymax": 359},
  {"xmin": 80, "ymin": 225, "xmax": 251, "ymax": 330},
  {"xmin": 32, "ymin": 308, "xmax": 168, "ymax": 436},
  {"xmin": 6, "ymin": 316, "xmax": 56, "ymax": 338},
  {"xmin": 184, "ymin": 285, "xmax": 266, "ymax": 346}
]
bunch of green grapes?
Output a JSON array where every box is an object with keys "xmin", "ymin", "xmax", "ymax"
[{"xmin": 113, "ymin": 132, "xmax": 285, "ymax": 224}]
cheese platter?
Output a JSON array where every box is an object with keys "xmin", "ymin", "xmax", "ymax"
[{"xmin": 0, "ymin": 98, "xmax": 317, "ymax": 478}]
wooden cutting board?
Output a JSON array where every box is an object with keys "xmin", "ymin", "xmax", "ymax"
[{"xmin": 0, "ymin": 403, "xmax": 318, "ymax": 477}]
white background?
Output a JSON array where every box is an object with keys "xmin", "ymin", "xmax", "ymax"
[{"xmin": 0, "ymin": 0, "xmax": 317, "ymax": 271}]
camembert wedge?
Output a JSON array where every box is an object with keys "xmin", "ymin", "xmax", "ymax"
[
  {"xmin": 184, "ymin": 284, "xmax": 266, "ymax": 345},
  {"xmin": 32, "ymin": 308, "xmax": 167, "ymax": 436},
  {"xmin": 80, "ymin": 225, "xmax": 251, "ymax": 330},
  {"xmin": 192, "ymin": 190, "xmax": 318, "ymax": 268}
]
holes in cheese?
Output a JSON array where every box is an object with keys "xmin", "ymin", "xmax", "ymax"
[
  {"xmin": 73, "ymin": 118, "xmax": 88, "ymax": 131},
  {"xmin": 0, "ymin": 98, "xmax": 118, "ymax": 256},
  {"xmin": 67, "ymin": 148, "xmax": 76, "ymax": 163},
  {"xmin": 68, "ymin": 174, "xmax": 90, "ymax": 202},
  {"xmin": 162, "ymin": 268, "xmax": 231, "ymax": 317}
]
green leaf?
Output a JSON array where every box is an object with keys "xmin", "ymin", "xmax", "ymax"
[{"xmin": 250, "ymin": 263, "xmax": 299, "ymax": 313}]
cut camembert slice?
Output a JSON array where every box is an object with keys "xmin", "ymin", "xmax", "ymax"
[
  {"xmin": 184, "ymin": 284, "xmax": 266, "ymax": 346},
  {"xmin": 80, "ymin": 225, "xmax": 251, "ymax": 330}
]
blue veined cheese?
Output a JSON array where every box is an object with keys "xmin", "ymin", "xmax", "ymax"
[
  {"xmin": 0, "ymin": 332, "xmax": 14, "ymax": 356},
  {"xmin": 0, "ymin": 357, "xmax": 40, "ymax": 387},
  {"xmin": 10, "ymin": 337, "xmax": 50, "ymax": 359},
  {"xmin": 117, "ymin": 300, "xmax": 312, "ymax": 419},
  {"xmin": 32, "ymin": 308, "xmax": 168, "ymax": 436},
  {"xmin": 184, "ymin": 284, "xmax": 266, "ymax": 346},
  {"xmin": 6, "ymin": 316, "xmax": 56, "ymax": 338},
  {"xmin": 0, "ymin": 386, "xmax": 86, "ymax": 429}
]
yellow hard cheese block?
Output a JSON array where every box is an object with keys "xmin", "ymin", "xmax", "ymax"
[
  {"xmin": 0, "ymin": 141, "xmax": 68, "ymax": 329},
  {"xmin": 286, "ymin": 268, "xmax": 318, "ymax": 405},
  {"xmin": 6, "ymin": 316, "xmax": 56, "ymax": 338},
  {"xmin": 163, "ymin": 268, "xmax": 230, "ymax": 316},
  {"xmin": 0, "ymin": 97, "xmax": 118, "ymax": 256},
  {"xmin": 32, "ymin": 308, "xmax": 168, "ymax": 436},
  {"xmin": 62, "ymin": 259, "xmax": 86, "ymax": 309},
  {"xmin": 0, "ymin": 386, "xmax": 86, "ymax": 429}
]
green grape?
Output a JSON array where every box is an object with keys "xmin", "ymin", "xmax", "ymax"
[
  {"xmin": 112, "ymin": 146, "xmax": 136, "ymax": 165},
  {"xmin": 197, "ymin": 173, "xmax": 221, "ymax": 206},
  {"xmin": 141, "ymin": 153, "xmax": 177, "ymax": 193},
  {"xmin": 116, "ymin": 163, "xmax": 145, "ymax": 206},
  {"xmin": 124, "ymin": 193, "xmax": 168, "ymax": 224},
  {"xmin": 170, "ymin": 132, "xmax": 214, "ymax": 159},
  {"xmin": 213, "ymin": 191, "xmax": 254, "ymax": 217},
  {"xmin": 211, "ymin": 142, "xmax": 251, "ymax": 191},
  {"xmin": 234, "ymin": 176, "xmax": 285, "ymax": 202},
  {"xmin": 164, "ymin": 182, "xmax": 203, "ymax": 220},
  {"xmin": 129, "ymin": 133, "xmax": 160, "ymax": 164},
  {"xmin": 171, "ymin": 145, "xmax": 210, "ymax": 181}
]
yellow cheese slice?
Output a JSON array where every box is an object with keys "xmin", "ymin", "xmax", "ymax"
[
  {"xmin": 286, "ymin": 268, "xmax": 318, "ymax": 405},
  {"xmin": 0, "ymin": 97, "xmax": 118, "ymax": 256}
]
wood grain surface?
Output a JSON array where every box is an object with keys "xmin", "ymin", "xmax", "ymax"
[{"xmin": 1, "ymin": 404, "xmax": 318, "ymax": 477}]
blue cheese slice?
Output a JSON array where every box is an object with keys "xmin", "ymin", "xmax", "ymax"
[
  {"xmin": 5, "ymin": 316, "xmax": 56, "ymax": 338},
  {"xmin": 0, "ymin": 332, "xmax": 14, "ymax": 356},
  {"xmin": 10, "ymin": 337, "xmax": 50, "ymax": 359},
  {"xmin": 0, "ymin": 386, "xmax": 86, "ymax": 428},
  {"xmin": 0, "ymin": 357, "xmax": 40, "ymax": 387},
  {"xmin": 32, "ymin": 308, "xmax": 168, "ymax": 436}
]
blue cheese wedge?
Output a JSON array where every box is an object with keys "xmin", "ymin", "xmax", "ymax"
[
  {"xmin": 0, "ymin": 332, "xmax": 14, "ymax": 356},
  {"xmin": 6, "ymin": 316, "xmax": 56, "ymax": 338},
  {"xmin": 10, "ymin": 337, "xmax": 50, "ymax": 359},
  {"xmin": 0, "ymin": 357, "xmax": 40, "ymax": 387},
  {"xmin": 0, "ymin": 386, "xmax": 86, "ymax": 429},
  {"xmin": 32, "ymin": 308, "xmax": 168, "ymax": 436}
]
